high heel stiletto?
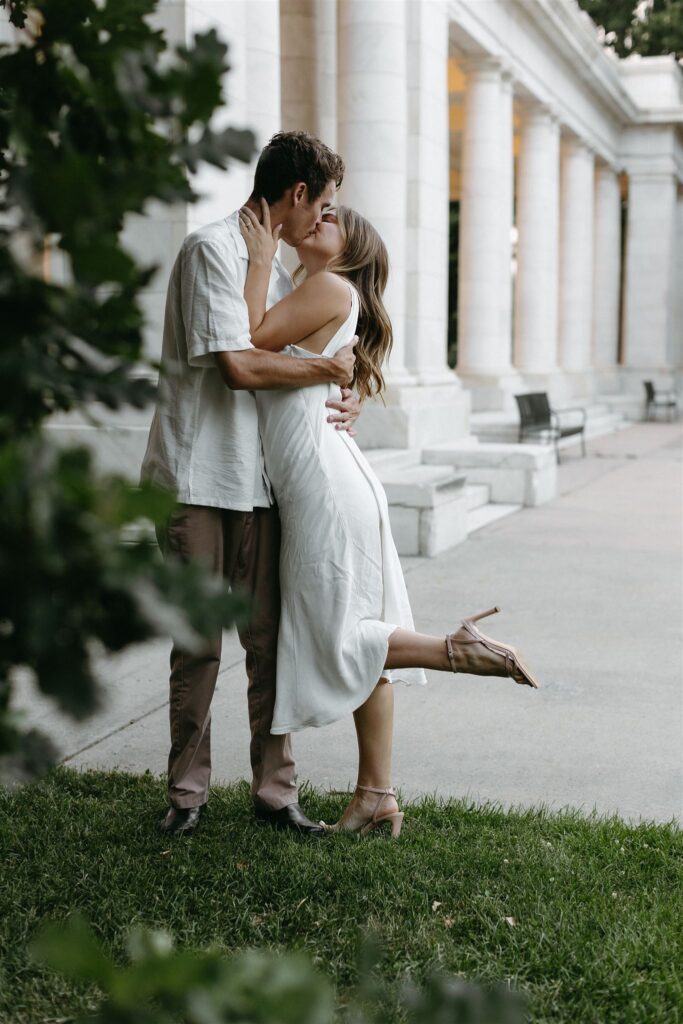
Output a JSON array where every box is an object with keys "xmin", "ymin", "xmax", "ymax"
[
  {"xmin": 446, "ymin": 606, "xmax": 540, "ymax": 689},
  {"xmin": 321, "ymin": 785, "xmax": 404, "ymax": 838}
]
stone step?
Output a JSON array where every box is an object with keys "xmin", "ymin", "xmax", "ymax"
[
  {"xmin": 467, "ymin": 501, "xmax": 521, "ymax": 535},
  {"xmin": 363, "ymin": 446, "xmax": 422, "ymax": 474},
  {"xmin": 380, "ymin": 463, "xmax": 466, "ymax": 508},
  {"xmin": 465, "ymin": 482, "xmax": 491, "ymax": 510},
  {"xmin": 371, "ymin": 461, "xmax": 469, "ymax": 558},
  {"xmin": 423, "ymin": 439, "xmax": 557, "ymax": 507},
  {"xmin": 596, "ymin": 392, "xmax": 681, "ymax": 423}
]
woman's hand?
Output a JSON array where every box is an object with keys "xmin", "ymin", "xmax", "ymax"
[{"xmin": 239, "ymin": 199, "xmax": 282, "ymax": 267}]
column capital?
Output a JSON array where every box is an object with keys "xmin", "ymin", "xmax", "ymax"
[
  {"xmin": 500, "ymin": 66, "xmax": 515, "ymax": 93},
  {"xmin": 594, "ymin": 159, "xmax": 621, "ymax": 179},
  {"xmin": 516, "ymin": 96, "xmax": 561, "ymax": 126},
  {"xmin": 458, "ymin": 53, "xmax": 505, "ymax": 80},
  {"xmin": 560, "ymin": 133, "xmax": 596, "ymax": 160}
]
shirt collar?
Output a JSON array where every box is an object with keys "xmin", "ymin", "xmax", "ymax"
[
  {"xmin": 226, "ymin": 210, "xmax": 287, "ymax": 273},
  {"xmin": 226, "ymin": 210, "xmax": 250, "ymax": 260}
]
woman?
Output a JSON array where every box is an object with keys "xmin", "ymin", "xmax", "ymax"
[{"xmin": 239, "ymin": 201, "xmax": 539, "ymax": 837}]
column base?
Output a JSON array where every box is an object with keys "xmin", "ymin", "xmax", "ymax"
[
  {"xmin": 617, "ymin": 366, "xmax": 682, "ymax": 393},
  {"xmin": 455, "ymin": 369, "xmax": 524, "ymax": 413},
  {"xmin": 517, "ymin": 369, "xmax": 590, "ymax": 405},
  {"xmin": 552, "ymin": 369, "xmax": 598, "ymax": 403},
  {"xmin": 354, "ymin": 378, "xmax": 470, "ymax": 449},
  {"xmin": 587, "ymin": 367, "xmax": 623, "ymax": 395}
]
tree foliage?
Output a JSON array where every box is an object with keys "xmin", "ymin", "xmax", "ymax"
[
  {"xmin": 577, "ymin": 0, "xmax": 683, "ymax": 61},
  {"xmin": 31, "ymin": 916, "xmax": 527, "ymax": 1024},
  {"xmin": 0, "ymin": 0, "xmax": 256, "ymax": 779}
]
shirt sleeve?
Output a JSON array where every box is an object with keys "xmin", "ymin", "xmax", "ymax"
[{"xmin": 181, "ymin": 239, "xmax": 253, "ymax": 367}]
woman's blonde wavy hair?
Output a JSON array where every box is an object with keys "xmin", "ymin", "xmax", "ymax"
[{"xmin": 295, "ymin": 205, "xmax": 392, "ymax": 402}]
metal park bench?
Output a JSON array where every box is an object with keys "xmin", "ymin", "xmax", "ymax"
[
  {"xmin": 643, "ymin": 381, "xmax": 678, "ymax": 422},
  {"xmin": 515, "ymin": 392, "xmax": 587, "ymax": 464}
]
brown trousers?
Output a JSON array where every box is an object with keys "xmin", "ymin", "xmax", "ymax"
[{"xmin": 157, "ymin": 504, "xmax": 296, "ymax": 810}]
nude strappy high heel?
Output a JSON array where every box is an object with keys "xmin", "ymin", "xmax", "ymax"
[
  {"xmin": 321, "ymin": 785, "xmax": 404, "ymax": 838},
  {"xmin": 446, "ymin": 606, "xmax": 540, "ymax": 689}
]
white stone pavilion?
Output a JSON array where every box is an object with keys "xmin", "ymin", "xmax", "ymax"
[{"xmin": 15, "ymin": 0, "xmax": 683, "ymax": 553}]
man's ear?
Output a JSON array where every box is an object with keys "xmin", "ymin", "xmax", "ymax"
[{"xmin": 292, "ymin": 181, "xmax": 308, "ymax": 206}]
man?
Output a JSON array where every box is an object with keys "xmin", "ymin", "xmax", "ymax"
[{"xmin": 141, "ymin": 131, "xmax": 360, "ymax": 837}]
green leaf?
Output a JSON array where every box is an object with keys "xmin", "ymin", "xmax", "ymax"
[{"xmin": 30, "ymin": 914, "xmax": 117, "ymax": 986}]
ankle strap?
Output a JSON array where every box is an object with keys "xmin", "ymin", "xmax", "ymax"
[
  {"xmin": 445, "ymin": 634, "xmax": 458, "ymax": 672},
  {"xmin": 356, "ymin": 784, "xmax": 395, "ymax": 796}
]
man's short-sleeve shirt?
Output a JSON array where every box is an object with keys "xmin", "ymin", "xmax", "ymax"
[{"xmin": 141, "ymin": 212, "xmax": 293, "ymax": 510}]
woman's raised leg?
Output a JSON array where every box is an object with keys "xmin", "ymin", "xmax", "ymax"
[
  {"xmin": 384, "ymin": 628, "xmax": 451, "ymax": 671},
  {"xmin": 385, "ymin": 611, "xmax": 540, "ymax": 689}
]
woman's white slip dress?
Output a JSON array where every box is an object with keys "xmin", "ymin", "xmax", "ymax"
[{"xmin": 256, "ymin": 281, "xmax": 427, "ymax": 735}]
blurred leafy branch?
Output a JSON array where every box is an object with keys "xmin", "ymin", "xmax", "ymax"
[
  {"xmin": 0, "ymin": 0, "xmax": 256, "ymax": 780},
  {"xmin": 32, "ymin": 916, "xmax": 527, "ymax": 1024},
  {"xmin": 577, "ymin": 0, "xmax": 683, "ymax": 61}
]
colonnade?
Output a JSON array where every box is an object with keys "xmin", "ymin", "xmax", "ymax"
[
  {"xmin": 282, "ymin": 0, "xmax": 463, "ymax": 447},
  {"xmin": 455, "ymin": 54, "xmax": 682, "ymax": 409},
  {"xmin": 456, "ymin": 56, "xmax": 629, "ymax": 406},
  {"xmin": 142, "ymin": 0, "xmax": 682, "ymax": 433}
]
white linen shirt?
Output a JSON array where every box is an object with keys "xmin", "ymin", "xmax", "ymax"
[{"xmin": 140, "ymin": 211, "xmax": 293, "ymax": 510}]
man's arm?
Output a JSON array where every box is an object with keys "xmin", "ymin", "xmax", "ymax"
[{"xmin": 215, "ymin": 341, "xmax": 357, "ymax": 391}]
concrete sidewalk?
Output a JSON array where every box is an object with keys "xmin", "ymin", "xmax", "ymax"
[{"xmin": 14, "ymin": 422, "xmax": 683, "ymax": 824}]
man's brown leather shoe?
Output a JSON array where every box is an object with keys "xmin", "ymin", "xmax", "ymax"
[
  {"xmin": 158, "ymin": 803, "xmax": 205, "ymax": 837},
  {"xmin": 254, "ymin": 801, "xmax": 325, "ymax": 836}
]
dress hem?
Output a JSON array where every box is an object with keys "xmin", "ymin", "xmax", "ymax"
[{"xmin": 269, "ymin": 667, "xmax": 427, "ymax": 735}]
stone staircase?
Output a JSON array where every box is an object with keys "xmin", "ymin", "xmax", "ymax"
[
  {"xmin": 364, "ymin": 448, "xmax": 521, "ymax": 556},
  {"xmin": 465, "ymin": 482, "xmax": 521, "ymax": 534},
  {"xmin": 368, "ymin": 398, "xmax": 632, "ymax": 556}
]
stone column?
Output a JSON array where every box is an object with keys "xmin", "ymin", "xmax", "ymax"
[
  {"xmin": 558, "ymin": 136, "xmax": 595, "ymax": 381},
  {"xmin": 674, "ymin": 191, "xmax": 683, "ymax": 372},
  {"xmin": 187, "ymin": 0, "xmax": 251, "ymax": 228},
  {"xmin": 456, "ymin": 57, "xmax": 519, "ymax": 410},
  {"xmin": 499, "ymin": 69, "xmax": 514, "ymax": 363},
  {"xmin": 622, "ymin": 172, "xmax": 678, "ymax": 372},
  {"xmin": 405, "ymin": 0, "xmax": 454, "ymax": 384},
  {"xmin": 513, "ymin": 102, "xmax": 560, "ymax": 377},
  {"xmin": 247, "ymin": 0, "xmax": 281, "ymax": 149},
  {"xmin": 279, "ymin": 0, "xmax": 336, "ymax": 276},
  {"xmin": 313, "ymin": 0, "xmax": 337, "ymax": 148},
  {"xmin": 280, "ymin": 0, "xmax": 336, "ymax": 148},
  {"xmin": 591, "ymin": 163, "xmax": 622, "ymax": 376},
  {"xmin": 338, "ymin": 0, "xmax": 411, "ymax": 383}
]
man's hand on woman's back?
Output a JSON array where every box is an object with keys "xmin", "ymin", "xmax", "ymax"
[
  {"xmin": 328, "ymin": 338, "xmax": 357, "ymax": 389},
  {"xmin": 326, "ymin": 386, "xmax": 361, "ymax": 435}
]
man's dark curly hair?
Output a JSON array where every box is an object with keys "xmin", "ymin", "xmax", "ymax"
[{"xmin": 251, "ymin": 131, "xmax": 344, "ymax": 205}]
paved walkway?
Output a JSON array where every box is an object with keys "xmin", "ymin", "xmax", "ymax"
[{"xmin": 15, "ymin": 422, "xmax": 682, "ymax": 824}]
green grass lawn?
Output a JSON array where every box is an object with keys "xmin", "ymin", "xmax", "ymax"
[{"xmin": 1, "ymin": 768, "xmax": 681, "ymax": 1023}]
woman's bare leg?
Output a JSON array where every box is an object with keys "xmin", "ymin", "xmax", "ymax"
[
  {"xmin": 333, "ymin": 632, "xmax": 447, "ymax": 828},
  {"xmin": 355, "ymin": 675, "xmax": 394, "ymax": 789},
  {"xmin": 385, "ymin": 628, "xmax": 450, "ymax": 671},
  {"xmin": 332, "ymin": 677, "xmax": 399, "ymax": 828}
]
